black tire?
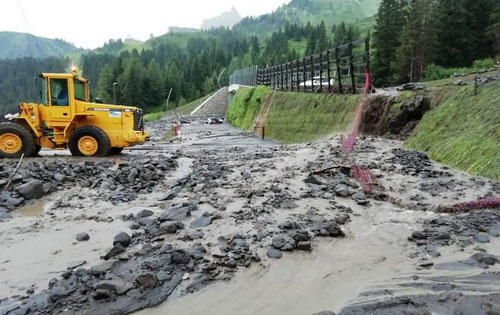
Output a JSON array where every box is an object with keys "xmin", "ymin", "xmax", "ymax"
[
  {"xmin": 69, "ymin": 126, "xmax": 111, "ymax": 157},
  {"xmin": 110, "ymin": 147, "xmax": 124, "ymax": 155},
  {"xmin": 33, "ymin": 145, "xmax": 42, "ymax": 156},
  {"xmin": 0, "ymin": 122, "xmax": 36, "ymax": 158}
]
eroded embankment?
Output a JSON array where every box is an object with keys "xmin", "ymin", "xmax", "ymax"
[
  {"xmin": 226, "ymin": 86, "xmax": 361, "ymax": 143},
  {"xmin": 227, "ymin": 78, "xmax": 499, "ymax": 180}
]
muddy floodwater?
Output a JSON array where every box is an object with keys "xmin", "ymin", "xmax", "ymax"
[{"xmin": 1, "ymin": 117, "xmax": 499, "ymax": 315}]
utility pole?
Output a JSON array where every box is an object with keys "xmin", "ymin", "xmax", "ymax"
[
  {"xmin": 217, "ymin": 67, "xmax": 226, "ymax": 87},
  {"xmin": 165, "ymin": 88, "xmax": 173, "ymax": 111}
]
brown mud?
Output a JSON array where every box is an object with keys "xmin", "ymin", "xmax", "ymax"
[{"xmin": 0, "ymin": 114, "xmax": 498, "ymax": 315}]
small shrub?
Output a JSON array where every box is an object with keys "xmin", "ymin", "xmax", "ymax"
[
  {"xmin": 472, "ymin": 58, "xmax": 496, "ymax": 70},
  {"xmin": 424, "ymin": 58, "xmax": 498, "ymax": 82},
  {"xmin": 144, "ymin": 112, "xmax": 164, "ymax": 122}
]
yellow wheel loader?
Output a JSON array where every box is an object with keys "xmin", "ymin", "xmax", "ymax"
[{"xmin": 0, "ymin": 70, "xmax": 149, "ymax": 158}]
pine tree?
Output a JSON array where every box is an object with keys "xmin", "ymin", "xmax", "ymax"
[
  {"xmin": 96, "ymin": 65, "xmax": 115, "ymax": 103},
  {"xmin": 305, "ymin": 29, "xmax": 317, "ymax": 55},
  {"xmin": 489, "ymin": 1, "xmax": 500, "ymax": 56},
  {"xmin": 316, "ymin": 21, "xmax": 328, "ymax": 52},
  {"xmin": 251, "ymin": 36, "xmax": 261, "ymax": 64},
  {"xmin": 393, "ymin": 0, "xmax": 434, "ymax": 83},
  {"xmin": 333, "ymin": 22, "xmax": 347, "ymax": 46},
  {"xmin": 119, "ymin": 59, "xmax": 145, "ymax": 107},
  {"xmin": 462, "ymin": 0, "xmax": 496, "ymax": 63},
  {"xmin": 143, "ymin": 59, "xmax": 165, "ymax": 107},
  {"xmin": 346, "ymin": 25, "xmax": 361, "ymax": 42},
  {"xmin": 202, "ymin": 74, "xmax": 217, "ymax": 95},
  {"xmin": 431, "ymin": 0, "xmax": 472, "ymax": 67},
  {"xmin": 372, "ymin": 0, "xmax": 408, "ymax": 86}
]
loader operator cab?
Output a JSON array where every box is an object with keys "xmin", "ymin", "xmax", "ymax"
[
  {"xmin": 50, "ymin": 79, "xmax": 69, "ymax": 106},
  {"xmin": 39, "ymin": 71, "xmax": 90, "ymax": 107}
]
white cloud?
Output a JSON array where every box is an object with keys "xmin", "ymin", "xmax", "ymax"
[{"xmin": 0, "ymin": 0, "xmax": 290, "ymax": 49}]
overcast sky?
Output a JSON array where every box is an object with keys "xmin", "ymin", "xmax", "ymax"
[{"xmin": 0, "ymin": 0, "xmax": 290, "ymax": 49}]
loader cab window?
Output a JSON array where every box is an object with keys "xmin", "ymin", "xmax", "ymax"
[
  {"xmin": 50, "ymin": 79, "xmax": 69, "ymax": 106},
  {"xmin": 74, "ymin": 79, "xmax": 86, "ymax": 101}
]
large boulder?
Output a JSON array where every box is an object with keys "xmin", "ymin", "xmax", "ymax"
[{"xmin": 17, "ymin": 180, "xmax": 44, "ymax": 200}]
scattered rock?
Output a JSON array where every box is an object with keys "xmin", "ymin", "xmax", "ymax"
[
  {"xmin": 104, "ymin": 244, "xmax": 126, "ymax": 260},
  {"xmin": 76, "ymin": 232, "xmax": 90, "ymax": 242},
  {"xmin": 17, "ymin": 180, "xmax": 44, "ymax": 200},
  {"xmin": 113, "ymin": 232, "xmax": 132, "ymax": 247},
  {"xmin": 304, "ymin": 175, "xmax": 326, "ymax": 185},
  {"xmin": 135, "ymin": 273, "xmax": 158, "ymax": 289},
  {"xmin": 474, "ymin": 233, "xmax": 490, "ymax": 244},
  {"xmin": 95, "ymin": 279, "xmax": 133, "ymax": 295},
  {"xmin": 136, "ymin": 209, "xmax": 154, "ymax": 218},
  {"xmin": 296, "ymin": 241, "xmax": 313, "ymax": 251},
  {"xmin": 92, "ymin": 288, "xmax": 112, "ymax": 300},
  {"xmin": 190, "ymin": 212, "xmax": 215, "ymax": 228},
  {"xmin": 267, "ymin": 248, "xmax": 282, "ymax": 259}
]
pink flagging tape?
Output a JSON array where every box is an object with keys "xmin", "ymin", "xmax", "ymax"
[
  {"xmin": 341, "ymin": 70, "xmax": 375, "ymax": 193},
  {"xmin": 451, "ymin": 197, "xmax": 500, "ymax": 210},
  {"xmin": 352, "ymin": 165, "xmax": 376, "ymax": 193}
]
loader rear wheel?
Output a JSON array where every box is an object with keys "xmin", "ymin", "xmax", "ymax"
[
  {"xmin": 0, "ymin": 122, "xmax": 36, "ymax": 158},
  {"xmin": 69, "ymin": 126, "xmax": 111, "ymax": 157}
]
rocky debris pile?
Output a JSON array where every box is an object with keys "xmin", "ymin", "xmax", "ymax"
[
  {"xmin": 337, "ymin": 293, "xmax": 500, "ymax": 315},
  {"xmin": 385, "ymin": 149, "xmax": 453, "ymax": 178},
  {"xmin": 452, "ymin": 74, "xmax": 499, "ymax": 86},
  {"xmin": 0, "ymin": 155, "xmax": 178, "ymax": 214},
  {"xmin": 410, "ymin": 210, "xmax": 500, "ymax": 249},
  {"xmin": 1, "ymin": 237, "xmax": 205, "ymax": 315},
  {"xmin": 478, "ymin": 74, "xmax": 499, "ymax": 85},
  {"xmin": 396, "ymin": 82, "xmax": 425, "ymax": 91},
  {"xmin": 199, "ymin": 232, "xmax": 261, "ymax": 286},
  {"xmin": 267, "ymin": 219, "xmax": 345, "ymax": 259}
]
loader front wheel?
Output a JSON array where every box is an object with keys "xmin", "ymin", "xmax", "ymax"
[
  {"xmin": 69, "ymin": 126, "xmax": 111, "ymax": 157},
  {"xmin": 0, "ymin": 122, "xmax": 36, "ymax": 158}
]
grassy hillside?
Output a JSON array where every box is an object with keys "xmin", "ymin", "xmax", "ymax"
[
  {"xmin": 227, "ymin": 86, "xmax": 360, "ymax": 143},
  {"xmin": 0, "ymin": 32, "xmax": 82, "ymax": 59},
  {"xmin": 235, "ymin": 0, "xmax": 380, "ymax": 35},
  {"xmin": 406, "ymin": 81, "xmax": 500, "ymax": 180},
  {"xmin": 226, "ymin": 86, "xmax": 272, "ymax": 130}
]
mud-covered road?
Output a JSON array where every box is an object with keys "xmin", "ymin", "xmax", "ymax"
[{"xmin": 1, "ymin": 116, "xmax": 499, "ymax": 315}]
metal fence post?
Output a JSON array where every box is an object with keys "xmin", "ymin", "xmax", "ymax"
[
  {"xmin": 296, "ymin": 59, "xmax": 300, "ymax": 92},
  {"xmin": 349, "ymin": 42, "xmax": 356, "ymax": 94},
  {"xmin": 275, "ymin": 66, "xmax": 278, "ymax": 90},
  {"xmin": 327, "ymin": 50, "xmax": 331, "ymax": 93},
  {"xmin": 336, "ymin": 47, "xmax": 343, "ymax": 94},
  {"xmin": 285, "ymin": 62, "xmax": 289, "ymax": 91},
  {"xmin": 319, "ymin": 52, "xmax": 323, "ymax": 93},
  {"xmin": 280, "ymin": 64, "xmax": 284, "ymax": 91},
  {"xmin": 310, "ymin": 55, "xmax": 314, "ymax": 93},
  {"xmin": 302, "ymin": 58, "xmax": 306, "ymax": 92}
]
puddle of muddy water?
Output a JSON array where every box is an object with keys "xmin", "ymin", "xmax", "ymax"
[{"xmin": 10, "ymin": 199, "xmax": 49, "ymax": 218}]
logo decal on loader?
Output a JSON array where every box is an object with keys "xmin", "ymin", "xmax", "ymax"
[{"xmin": 109, "ymin": 111, "xmax": 122, "ymax": 118}]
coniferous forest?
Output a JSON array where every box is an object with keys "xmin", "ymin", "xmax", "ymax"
[{"xmin": 0, "ymin": 0, "xmax": 498, "ymax": 114}]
